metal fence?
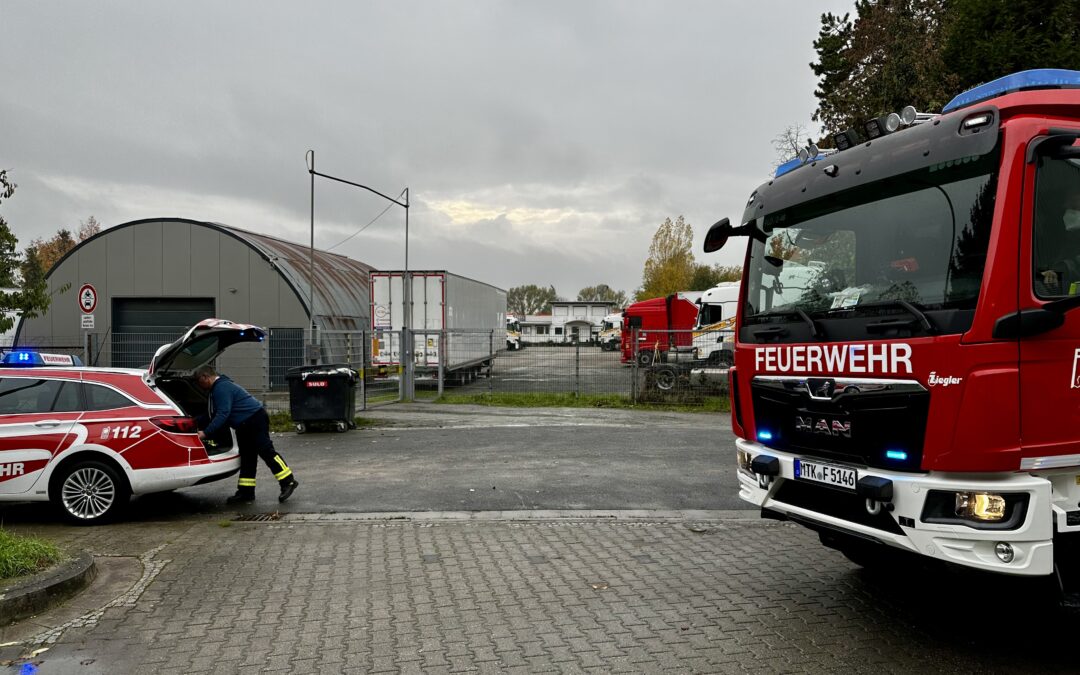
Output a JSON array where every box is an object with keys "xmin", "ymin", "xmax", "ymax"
[{"xmin": 3, "ymin": 326, "xmax": 734, "ymax": 412}]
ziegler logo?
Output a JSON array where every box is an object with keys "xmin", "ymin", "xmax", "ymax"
[
  {"xmin": 927, "ymin": 371, "xmax": 962, "ymax": 387},
  {"xmin": 795, "ymin": 416, "xmax": 852, "ymax": 438}
]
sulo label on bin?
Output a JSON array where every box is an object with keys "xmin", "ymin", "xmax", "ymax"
[{"xmin": 305, "ymin": 381, "xmax": 329, "ymax": 388}]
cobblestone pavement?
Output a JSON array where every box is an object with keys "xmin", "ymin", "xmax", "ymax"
[{"xmin": 4, "ymin": 515, "xmax": 1076, "ymax": 674}]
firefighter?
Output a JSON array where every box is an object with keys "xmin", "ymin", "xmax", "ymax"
[{"xmin": 194, "ymin": 365, "xmax": 299, "ymax": 504}]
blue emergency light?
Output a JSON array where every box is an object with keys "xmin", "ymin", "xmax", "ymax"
[
  {"xmin": 774, "ymin": 153, "xmax": 832, "ymax": 178},
  {"xmin": 0, "ymin": 351, "xmax": 84, "ymax": 367},
  {"xmin": 943, "ymin": 69, "xmax": 1080, "ymax": 113}
]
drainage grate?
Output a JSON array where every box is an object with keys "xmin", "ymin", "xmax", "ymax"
[{"xmin": 233, "ymin": 513, "xmax": 282, "ymax": 522}]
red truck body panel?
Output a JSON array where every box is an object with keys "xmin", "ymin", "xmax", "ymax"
[
  {"xmin": 730, "ymin": 87, "xmax": 1080, "ymax": 474},
  {"xmin": 620, "ymin": 294, "xmax": 699, "ymax": 363}
]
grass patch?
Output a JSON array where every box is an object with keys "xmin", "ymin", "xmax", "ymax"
[
  {"xmin": 268, "ymin": 411, "xmax": 381, "ymax": 433},
  {"xmin": 0, "ymin": 529, "xmax": 65, "ymax": 581},
  {"xmin": 435, "ymin": 392, "xmax": 730, "ymax": 413}
]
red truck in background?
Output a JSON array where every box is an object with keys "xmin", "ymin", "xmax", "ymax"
[
  {"xmin": 620, "ymin": 292, "xmax": 700, "ymax": 366},
  {"xmin": 706, "ymin": 69, "xmax": 1080, "ymax": 604}
]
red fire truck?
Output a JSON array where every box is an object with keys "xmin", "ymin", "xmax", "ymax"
[
  {"xmin": 620, "ymin": 293, "xmax": 700, "ymax": 365},
  {"xmin": 707, "ymin": 70, "xmax": 1080, "ymax": 599}
]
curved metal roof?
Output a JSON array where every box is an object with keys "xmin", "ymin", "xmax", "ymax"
[
  {"xmin": 215, "ymin": 222, "xmax": 373, "ymax": 330},
  {"xmin": 46, "ymin": 218, "xmax": 374, "ymax": 331}
]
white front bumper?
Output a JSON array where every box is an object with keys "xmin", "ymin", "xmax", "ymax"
[{"xmin": 736, "ymin": 438, "xmax": 1056, "ymax": 576}]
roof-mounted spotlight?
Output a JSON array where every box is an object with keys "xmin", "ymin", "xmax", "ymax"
[
  {"xmin": 900, "ymin": 105, "xmax": 918, "ymax": 126},
  {"xmin": 864, "ymin": 113, "xmax": 902, "ymax": 139},
  {"xmin": 806, "ymin": 143, "xmax": 820, "ymax": 157},
  {"xmin": 797, "ymin": 147, "xmax": 810, "ymax": 162},
  {"xmin": 833, "ymin": 129, "xmax": 860, "ymax": 151}
]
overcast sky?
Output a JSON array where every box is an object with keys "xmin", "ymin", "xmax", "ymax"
[{"xmin": 1, "ymin": 1, "xmax": 855, "ymax": 299}]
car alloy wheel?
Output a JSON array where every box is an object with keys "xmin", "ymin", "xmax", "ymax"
[{"xmin": 61, "ymin": 465, "xmax": 117, "ymax": 521}]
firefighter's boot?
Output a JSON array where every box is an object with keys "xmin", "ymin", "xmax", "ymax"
[{"xmin": 278, "ymin": 478, "xmax": 298, "ymax": 503}]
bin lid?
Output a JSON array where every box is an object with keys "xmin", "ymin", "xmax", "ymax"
[{"xmin": 286, "ymin": 364, "xmax": 357, "ymax": 380}]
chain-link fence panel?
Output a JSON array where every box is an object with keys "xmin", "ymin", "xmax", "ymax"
[{"xmin": 631, "ymin": 328, "xmax": 734, "ymax": 405}]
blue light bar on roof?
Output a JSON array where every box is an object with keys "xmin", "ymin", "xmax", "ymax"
[
  {"xmin": 0, "ymin": 351, "xmax": 83, "ymax": 366},
  {"xmin": 774, "ymin": 153, "xmax": 830, "ymax": 178},
  {"xmin": 943, "ymin": 69, "xmax": 1080, "ymax": 113}
]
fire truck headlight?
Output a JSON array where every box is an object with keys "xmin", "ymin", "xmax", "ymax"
[
  {"xmin": 737, "ymin": 450, "xmax": 752, "ymax": 474},
  {"xmin": 955, "ymin": 492, "xmax": 1007, "ymax": 521},
  {"xmin": 921, "ymin": 490, "xmax": 1028, "ymax": 529}
]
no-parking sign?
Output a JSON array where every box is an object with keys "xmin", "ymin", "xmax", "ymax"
[{"xmin": 78, "ymin": 284, "xmax": 98, "ymax": 314}]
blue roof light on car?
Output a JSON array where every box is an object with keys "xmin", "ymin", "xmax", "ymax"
[
  {"xmin": 943, "ymin": 69, "xmax": 1080, "ymax": 113},
  {"xmin": 0, "ymin": 351, "xmax": 83, "ymax": 367}
]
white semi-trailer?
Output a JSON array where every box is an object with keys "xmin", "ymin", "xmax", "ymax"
[{"xmin": 371, "ymin": 271, "xmax": 507, "ymax": 382}]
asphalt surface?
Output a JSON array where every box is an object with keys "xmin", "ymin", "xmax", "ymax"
[{"xmin": 0, "ymin": 404, "xmax": 742, "ymax": 524}]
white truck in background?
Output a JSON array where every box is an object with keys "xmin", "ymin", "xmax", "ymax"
[
  {"xmin": 371, "ymin": 271, "xmax": 507, "ymax": 383},
  {"xmin": 598, "ymin": 312, "xmax": 622, "ymax": 351},
  {"xmin": 506, "ymin": 315, "xmax": 522, "ymax": 351}
]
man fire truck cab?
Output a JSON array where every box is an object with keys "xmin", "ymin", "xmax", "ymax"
[{"xmin": 706, "ymin": 70, "xmax": 1080, "ymax": 598}]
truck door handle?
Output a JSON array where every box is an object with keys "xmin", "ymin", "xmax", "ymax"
[{"xmin": 34, "ymin": 420, "xmax": 62, "ymax": 428}]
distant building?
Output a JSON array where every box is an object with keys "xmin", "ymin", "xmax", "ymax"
[
  {"xmin": 519, "ymin": 301, "xmax": 617, "ymax": 343},
  {"xmin": 16, "ymin": 217, "xmax": 374, "ymax": 389}
]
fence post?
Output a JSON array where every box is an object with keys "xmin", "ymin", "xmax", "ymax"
[
  {"xmin": 575, "ymin": 339, "xmax": 581, "ymax": 397},
  {"xmin": 262, "ymin": 335, "xmax": 270, "ymax": 392},
  {"xmin": 631, "ymin": 327, "xmax": 638, "ymax": 403},
  {"xmin": 488, "ymin": 330, "xmax": 494, "ymax": 395},
  {"xmin": 438, "ymin": 331, "xmax": 445, "ymax": 400},
  {"xmin": 360, "ymin": 330, "xmax": 368, "ymax": 412}
]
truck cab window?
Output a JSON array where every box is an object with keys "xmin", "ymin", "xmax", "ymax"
[{"xmin": 1033, "ymin": 155, "xmax": 1080, "ymax": 298}]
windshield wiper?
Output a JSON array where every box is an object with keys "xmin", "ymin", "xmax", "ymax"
[{"xmin": 846, "ymin": 299, "xmax": 937, "ymax": 334}]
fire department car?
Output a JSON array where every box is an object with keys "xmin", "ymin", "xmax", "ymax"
[{"xmin": 0, "ymin": 319, "xmax": 265, "ymax": 524}]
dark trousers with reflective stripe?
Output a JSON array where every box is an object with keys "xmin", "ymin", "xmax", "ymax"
[{"xmin": 234, "ymin": 408, "xmax": 294, "ymax": 494}]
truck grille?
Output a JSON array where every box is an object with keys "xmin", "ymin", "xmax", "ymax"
[{"xmin": 751, "ymin": 376, "xmax": 929, "ymax": 471}]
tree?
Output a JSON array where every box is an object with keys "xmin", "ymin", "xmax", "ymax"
[
  {"xmin": 942, "ymin": 0, "xmax": 1080, "ymax": 86},
  {"xmin": 0, "ymin": 170, "xmax": 60, "ymax": 334},
  {"xmin": 689, "ymin": 264, "xmax": 742, "ymax": 291},
  {"xmin": 507, "ymin": 284, "xmax": 559, "ymax": 315},
  {"xmin": 577, "ymin": 284, "xmax": 628, "ymax": 308},
  {"xmin": 78, "ymin": 216, "xmax": 102, "ymax": 242},
  {"xmin": 28, "ymin": 216, "xmax": 102, "ymax": 273},
  {"xmin": 772, "ymin": 124, "xmax": 810, "ymax": 169},
  {"xmin": 637, "ymin": 216, "xmax": 695, "ymax": 301},
  {"xmin": 810, "ymin": 1, "xmax": 957, "ymax": 140}
]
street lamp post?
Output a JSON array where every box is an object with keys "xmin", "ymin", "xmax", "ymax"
[{"xmin": 305, "ymin": 150, "xmax": 414, "ymax": 399}]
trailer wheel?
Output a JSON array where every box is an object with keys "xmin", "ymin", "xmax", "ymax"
[
  {"xmin": 335, "ymin": 421, "xmax": 348, "ymax": 433},
  {"xmin": 295, "ymin": 422, "xmax": 307, "ymax": 434},
  {"xmin": 650, "ymin": 366, "xmax": 681, "ymax": 392}
]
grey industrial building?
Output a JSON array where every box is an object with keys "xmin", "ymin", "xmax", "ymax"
[{"xmin": 16, "ymin": 217, "xmax": 373, "ymax": 387}]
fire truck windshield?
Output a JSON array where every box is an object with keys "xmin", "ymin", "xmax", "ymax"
[{"xmin": 743, "ymin": 145, "xmax": 999, "ymax": 339}]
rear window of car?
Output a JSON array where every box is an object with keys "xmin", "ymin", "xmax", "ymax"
[
  {"xmin": 84, "ymin": 383, "xmax": 137, "ymax": 411},
  {"xmin": 0, "ymin": 378, "xmax": 78, "ymax": 414}
]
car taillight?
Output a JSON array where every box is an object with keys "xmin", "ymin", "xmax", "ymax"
[{"xmin": 150, "ymin": 416, "xmax": 198, "ymax": 434}]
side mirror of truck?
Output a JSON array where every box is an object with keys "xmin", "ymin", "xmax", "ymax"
[{"xmin": 703, "ymin": 218, "xmax": 732, "ymax": 252}]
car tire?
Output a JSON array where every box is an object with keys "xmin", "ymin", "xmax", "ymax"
[
  {"xmin": 52, "ymin": 459, "xmax": 130, "ymax": 525},
  {"xmin": 335, "ymin": 421, "xmax": 348, "ymax": 433},
  {"xmin": 295, "ymin": 422, "xmax": 307, "ymax": 434}
]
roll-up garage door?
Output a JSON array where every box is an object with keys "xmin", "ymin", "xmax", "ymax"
[{"xmin": 111, "ymin": 298, "xmax": 214, "ymax": 369}]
